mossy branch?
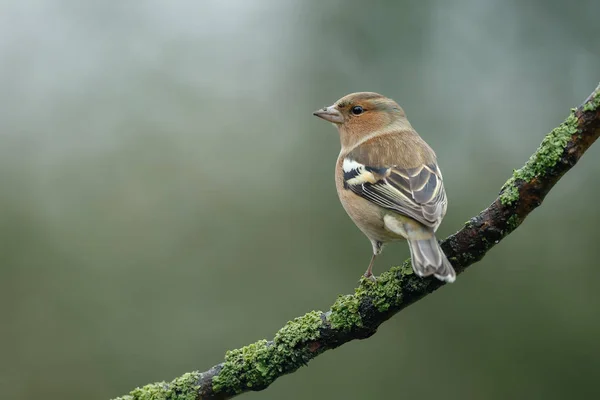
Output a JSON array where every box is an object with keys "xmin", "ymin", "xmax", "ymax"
[{"xmin": 114, "ymin": 84, "xmax": 600, "ymax": 400}]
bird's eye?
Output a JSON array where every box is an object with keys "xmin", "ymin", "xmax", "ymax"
[{"xmin": 351, "ymin": 106, "xmax": 364, "ymax": 115}]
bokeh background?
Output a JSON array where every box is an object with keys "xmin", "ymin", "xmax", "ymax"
[{"xmin": 1, "ymin": 1, "xmax": 599, "ymax": 399}]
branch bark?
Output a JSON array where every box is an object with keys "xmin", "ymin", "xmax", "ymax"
[{"xmin": 114, "ymin": 84, "xmax": 600, "ymax": 400}]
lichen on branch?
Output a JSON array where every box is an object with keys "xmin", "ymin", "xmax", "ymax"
[
  {"xmin": 500, "ymin": 110, "xmax": 578, "ymax": 206},
  {"xmin": 212, "ymin": 310, "xmax": 323, "ymax": 395}
]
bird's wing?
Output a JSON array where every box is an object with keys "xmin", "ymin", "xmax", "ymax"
[{"xmin": 342, "ymin": 158, "xmax": 447, "ymax": 229}]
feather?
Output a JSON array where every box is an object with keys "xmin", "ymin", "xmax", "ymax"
[{"xmin": 342, "ymin": 158, "xmax": 447, "ymax": 230}]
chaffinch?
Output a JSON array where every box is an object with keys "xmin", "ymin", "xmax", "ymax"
[{"xmin": 313, "ymin": 92, "xmax": 456, "ymax": 283}]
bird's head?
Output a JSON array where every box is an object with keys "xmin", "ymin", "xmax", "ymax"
[{"xmin": 313, "ymin": 92, "xmax": 409, "ymax": 146}]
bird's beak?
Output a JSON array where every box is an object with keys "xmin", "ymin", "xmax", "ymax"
[{"xmin": 313, "ymin": 105, "xmax": 344, "ymax": 124}]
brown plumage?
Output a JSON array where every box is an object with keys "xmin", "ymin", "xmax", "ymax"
[{"xmin": 313, "ymin": 92, "xmax": 456, "ymax": 283}]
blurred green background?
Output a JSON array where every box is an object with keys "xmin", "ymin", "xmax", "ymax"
[{"xmin": 1, "ymin": 1, "xmax": 599, "ymax": 399}]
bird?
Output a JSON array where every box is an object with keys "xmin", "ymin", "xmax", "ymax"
[{"xmin": 313, "ymin": 92, "xmax": 456, "ymax": 283}]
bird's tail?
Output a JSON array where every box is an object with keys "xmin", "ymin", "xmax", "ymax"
[{"xmin": 407, "ymin": 236, "xmax": 456, "ymax": 283}]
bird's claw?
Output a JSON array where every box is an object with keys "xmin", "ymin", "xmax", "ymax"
[{"xmin": 362, "ymin": 272, "xmax": 377, "ymax": 282}]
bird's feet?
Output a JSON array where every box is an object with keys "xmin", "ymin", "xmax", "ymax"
[{"xmin": 363, "ymin": 271, "xmax": 377, "ymax": 282}]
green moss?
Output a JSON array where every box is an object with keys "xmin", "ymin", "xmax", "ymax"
[
  {"xmin": 212, "ymin": 261, "xmax": 421, "ymax": 394},
  {"xmin": 398, "ymin": 261, "xmax": 413, "ymax": 276},
  {"xmin": 213, "ymin": 340, "xmax": 271, "ymax": 393},
  {"xmin": 212, "ymin": 246, "xmax": 481, "ymax": 395},
  {"xmin": 499, "ymin": 184, "xmax": 519, "ymax": 206},
  {"xmin": 506, "ymin": 214, "xmax": 520, "ymax": 231},
  {"xmin": 500, "ymin": 109, "xmax": 579, "ymax": 205},
  {"xmin": 274, "ymin": 310, "xmax": 322, "ymax": 347},
  {"xmin": 360, "ymin": 266, "xmax": 405, "ymax": 312},
  {"xmin": 329, "ymin": 294, "xmax": 362, "ymax": 331},
  {"xmin": 212, "ymin": 311, "xmax": 323, "ymax": 395},
  {"xmin": 114, "ymin": 372, "xmax": 201, "ymax": 400},
  {"xmin": 328, "ymin": 263, "xmax": 413, "ymax": 330}
]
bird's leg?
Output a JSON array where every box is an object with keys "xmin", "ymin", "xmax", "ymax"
[
  {"xmin": 363, "ymin": 240, "xmax": 383, "ymax": 281},
  {"xmin": 363, "ymin": 253, "xmax": 377, "ymax": 281}
]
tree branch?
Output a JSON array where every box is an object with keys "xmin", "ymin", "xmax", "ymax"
[{"xmin": 114, "ymin": 84, "xmax": 600, "ymax": 400}]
